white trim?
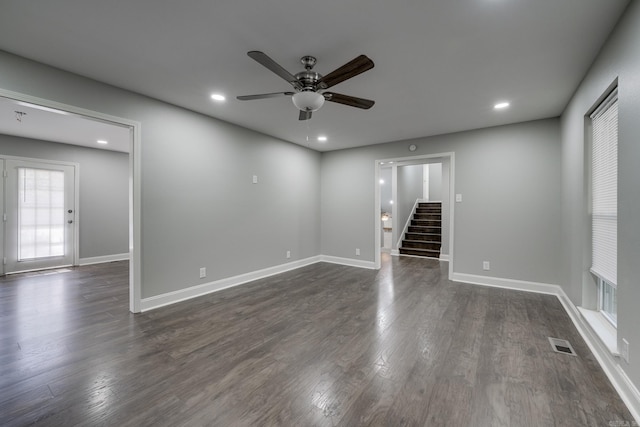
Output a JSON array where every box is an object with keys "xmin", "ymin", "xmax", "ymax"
[
  {"xmin": 558, "ymin": 291, "xmax": 640, "ymax": 424},
  {"xmin": 0, "ymin": 89, "xmax": 142, "ymax": 313},
  {"xmin": 447, "ymin": 153, "xmax": 455, "ymax": 280},
  {"xmin": 319, "ymin": 255, "xmax": 377, "ymax": 270},
  {"xmin": 439, "ymin": 254, "xmax": 450, "ymax": 262},
  {"xmin": 141, "ymin": 256, "xmax": 323, "ymax": 312},
  {"xmin": 577, "ymin": 306, "xmax": 618, "ymax": 355},
  {"xmin": 390, "ymin": 249, "xmax": 400, "ymax": 256},
  {"xmin": 450, "ymin": 272, "xmax": 561, "ymax": 295},
  {"xmin": 79, "ymin": 253, "xmax": 129, "ymax": 266}
]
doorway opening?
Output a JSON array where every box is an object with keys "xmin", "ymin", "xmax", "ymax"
[
  {"xmin": 1, "ymin": 158, "xmax": 77, "ymax": 273},
  {"xmin": 0, "ymin": 89, "xmax": 141, "ymax": 312},
  {"xmin": 374, "ymin": 152, "xmax": 455, "ymax": 278}
]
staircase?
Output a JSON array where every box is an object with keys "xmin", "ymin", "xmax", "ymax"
[{"xmin": 399, "ymin": 202, "xmax": 441, "ymax": 259}]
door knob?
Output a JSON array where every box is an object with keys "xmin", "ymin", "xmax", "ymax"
[{"xmin": 68, "ymin": 220, "xmax": 73, "ymax": 224}]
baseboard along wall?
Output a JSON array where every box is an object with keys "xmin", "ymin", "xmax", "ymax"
[{"xmin": 78, "ymin": 253, "xmax": 130, "ymax": 266}]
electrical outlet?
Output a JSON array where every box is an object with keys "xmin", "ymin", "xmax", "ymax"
[
  {"xmin": 199, "ymin": 267, "xmax": 206, "ymax": 279},
  {"xmin": 455, "ymin": 194, "xmax": 462, "ymax": 202},
  {"xmin": 252, "ymin": 175, "xmax": 258, "ymax": 184},
  {"xmin": 286, "ymin": 250, "xmax": 291, "ymax": 259},
  {"xmin": 356, "ymin": 248, "xmax": 360, "ymax": 256},
  {"xmin": 622, "ymin": 338, "xmax": 630, "ymax": 363},
  {"xmin": 483, "ymin": 261, "xmax": 490, "ymax": 271}
]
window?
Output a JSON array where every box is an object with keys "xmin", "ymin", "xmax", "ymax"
[
  {"xmin": 598, "ymin": 277, "xmax": 617, "ymax": 325},
  {"xmin": 590, "ymin": 89, "xmax": 617, "ymax": 326}
]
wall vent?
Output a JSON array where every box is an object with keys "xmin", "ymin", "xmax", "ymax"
[{"xmin": 548, "ymin": 337, "xmax": 577, "ymax": 356}]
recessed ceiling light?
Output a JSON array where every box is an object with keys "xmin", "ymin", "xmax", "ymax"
[
  {"xmin": 494, "ymin": 102, "xmax": 510, "ymax": 109},
  {"xmin": 97, "ymin": 140, "xmax": 108, "ymax": 144},
  {"xmin": 390, "ymin": 200, "xmax": 394, "ymax": 204},
  {"xmin": 379, "ymin": 179, "xmax": 385, "ymax": 184},
  {"xmin": 317, "ymin": 136, "xmax": 327, "ymax": 142},
  {"xmin": 211, "ymin": 93, "xmax": 226, "ymax": 102}
]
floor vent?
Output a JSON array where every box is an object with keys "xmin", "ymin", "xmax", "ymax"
[{"xmin": 548, "ymin": 337, "xmax": 577, "ymax": 356}]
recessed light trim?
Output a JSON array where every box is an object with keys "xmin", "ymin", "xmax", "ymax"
[
  {"xmin": 379, "ymin": 179, "xmax": 385, "ymax": 184},
  {"xmin": 97, "ymin": 140, "xmax": 108, "ymax": 144},
  {"xmin": 317, "ymin": 136, "xmax": 327, "ymax": 142},
  {"xmin": 494, "ymin": 101, "xmax": 510, "ymax": 109},
  {"xmin": 211, "ymin": 93, "xmax": 226, "ymax": 102}
]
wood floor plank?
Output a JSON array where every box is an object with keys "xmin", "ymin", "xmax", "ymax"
[{"xmin": 0, "ymin": 256, "xmax": 636, "ymax": 426}]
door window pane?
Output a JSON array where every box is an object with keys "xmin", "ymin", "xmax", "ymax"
[{"xmin": 18, "ymin": 168, "xmax": 65, "ymax": 260}]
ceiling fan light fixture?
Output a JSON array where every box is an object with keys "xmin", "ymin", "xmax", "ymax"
[{"xmin": 292, "ymin": 91, "xmax": 325, "ymax": 112}]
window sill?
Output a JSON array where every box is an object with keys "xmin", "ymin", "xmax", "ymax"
[{"xmin": 577, "ymin": 307, "xmax": 619, "ymax": 356}]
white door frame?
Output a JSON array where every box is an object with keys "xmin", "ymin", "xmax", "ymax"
[
  {"xmin": 374, "ymin": 151, "xmax": 455, "ymax": 280},
  {"xmin": 0, "ymin": 88, "xmax": 142, "ymax": 313},
  {"xmin": 2, "ymin": 155, "xmax": 79, "ymax": 272}
]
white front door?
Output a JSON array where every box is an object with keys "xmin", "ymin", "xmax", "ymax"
[{"xmin": 4, "ymin": 159, "xmax": 76, "ymax": 273}]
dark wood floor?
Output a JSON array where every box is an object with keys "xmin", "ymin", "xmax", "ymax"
[{"xmin": 0, "ymin": 255, "xmax": 634, "ymax": 426}]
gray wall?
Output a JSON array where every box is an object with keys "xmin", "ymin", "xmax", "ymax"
[
  {"xmin": 0, "ymin": 134, "xmax": 128, "ymax": 259},
  {"xmin": 428, "ymin": 163, "xmax": 442, "ymax": 201},
  {"xmin": 321, "ymin": 118, "xmax": 562, "ymax": 284},
  {"xmin": 560, "ymin": 0, "xmax": 640, "ymax": 388},
  {"xmin": 0, "ymin": 50, "xmax": 321, "ymax": 299},
  {"xmin": 397, "ymin": 164, "xmax": 423, "ymax": 243},
  {"xmin": 380, "ymin": 167, "xmax": 393, "ymax": 214}
]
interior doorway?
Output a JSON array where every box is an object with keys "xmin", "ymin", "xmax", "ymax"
[
  {"xmin": 374, "ymin": 152, "xmax": 455, "ymax": 277},
  {"xmin": 0, "ymin": 89, "xmax": 141, "ymax": 312}
]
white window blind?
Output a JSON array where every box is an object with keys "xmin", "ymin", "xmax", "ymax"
[{"xmin": 590, "ymin": 90, "xmax": 618, "ymax": 286}]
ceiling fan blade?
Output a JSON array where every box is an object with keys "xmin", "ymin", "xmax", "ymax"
[
  {"xmin": 299, "ymin": 110, "xmax": 312, "ymax": 120},
  {"xmin": 247, "ymin": 51, "xmax": 300, "ymax": 88},
  {"xmin": 237, "ymin": 92, "xmax": 294, "ymax": 101},
  {"xmin": 324, "ymin": 92, "xmax": 375, "ymax": 109},
  {"xmin": 318, "ymin": 55, "xmax": 374, "ymax": 89}
]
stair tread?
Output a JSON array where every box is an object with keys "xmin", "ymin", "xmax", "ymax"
[{"xmin": 399, "ymin": 247, "xmax": 440, "ymax": 254}]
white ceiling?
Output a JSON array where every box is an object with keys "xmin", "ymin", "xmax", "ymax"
[
  {"xmin": 0, "ymin": 97, "xmax": 131, "ymax": 153},
  {"xmin": 0, "ymin": 0, "xmax": 630, "ymax": 152}
]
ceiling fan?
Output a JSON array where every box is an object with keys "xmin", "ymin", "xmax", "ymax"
[{"xmin": 237, "ymin": 51, "xmax": 375, "ymax": 120}]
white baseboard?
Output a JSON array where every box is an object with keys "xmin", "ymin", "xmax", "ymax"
[
  {"xmin": 141, "ymin": 255, "xmax": 322, "ymax": 312},
  {"xmin": 78, "ymin": 253, "xmax": 129, "ymax": 266},
  {"xmin": 318, "ymin": 255, "xmax": 377, "ymax": 270},
  {"xmin": 557, "ymin": 291, "xmax": 640, "ymax": 424},
  {"xmin": 439, "ymin": 254, "xmax": 450, "ymax": 262},
  {"xmin": 450, "ymin": 271, "xmax": 639, "ymax": 423},
  {"xmin": 450, "ymin": 272, "xmax": 561, "ymax": 295}
]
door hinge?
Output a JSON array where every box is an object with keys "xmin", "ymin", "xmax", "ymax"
[
  {"xmin": 3, "ymin": 257, "xmax": 6, "ymax": 265},
  {"xmin": 2, "ymin": 170, "xmax": 7, "ymax": 178},
  {"xmin": 2, "ymin": 213, "xmax": 6, "ymax": 222}
]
